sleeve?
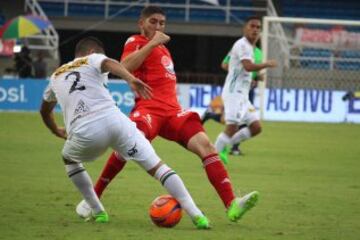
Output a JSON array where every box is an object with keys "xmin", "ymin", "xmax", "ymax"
[
  {"xmin": 254, "ymin": 47, "xmax": 263, "ymax": 64},
  {"xmin": 235, "ymin": 40, "xmax": 253, "ymax": 62},
  {"xmin": 121, "ymin": 36, "xmax": 145, "ymax": 60},
  {"xmin": 88, "ymin": 53, "xmax": 109, "ymax": 73},
  {"xmin": 43, "ymin": 82, "xmax": 57, "ymax": 102},
  {"xmin": 222, "ymin": 55, "xmax": 231, "ymax": 64}
]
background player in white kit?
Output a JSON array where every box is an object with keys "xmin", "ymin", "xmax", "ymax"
[
  {"xmin": 39, "ymin": 37, "xmax": 209, "ymax": 229},
  {"xmin": 215, "ymin": 17, "xmax": 277, "ymax": 163}
]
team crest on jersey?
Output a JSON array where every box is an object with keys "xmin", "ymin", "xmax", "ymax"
[
  {"xmin": 74, "ymin": 100, "xmax": 89, "ymax": 115},
  {"xmin": 161, "ymin": 56, "xmax": 175, "ymax": 75}
]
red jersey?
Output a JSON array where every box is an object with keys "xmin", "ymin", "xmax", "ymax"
[{"xmin": 121, "ymin": 35, "xmax": 181, "ymax": 113}]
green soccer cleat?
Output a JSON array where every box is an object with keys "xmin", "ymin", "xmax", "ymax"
[
  {"xmin": 219, "ymin": 146, "xmax": 230, "ymax": 164},
  {"xmin": 85, "ymin": 211, "xmax": 109, "ymax": 223},
  {"xmin": 192, "ymin": 215, "xmax": 210, "ymax": 229},
  {"xmin": 227, "ymin": 191, "xmax": 259, "ymax": 222}
]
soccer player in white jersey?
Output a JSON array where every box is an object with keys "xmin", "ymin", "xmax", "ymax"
[
  {"xmin": 214, "ymin": 17, "xmax": 277, "ymax": 163},
  {"xmin": 39, "ymin": 37, "xmax": 209, "ymax": 229}
]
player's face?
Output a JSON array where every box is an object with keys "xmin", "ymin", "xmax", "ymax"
[
  {"xmin": 140, "ymin": 13, "xmax": 166, "ymax": 39},
  {"xmin": 244, "ymin": 19, "xmax": 261, "ymax": 43}
]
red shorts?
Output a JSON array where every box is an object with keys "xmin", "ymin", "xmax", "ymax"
[{"xmin": 129, "ymin": 107, "xmax": 205, "ymax": 147}]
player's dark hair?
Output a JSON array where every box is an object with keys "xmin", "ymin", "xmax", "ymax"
[
  {"xmin": 75, "ymin": 37, "xmax": 105, "ymax": 56},
  {"xmin": 140, "ymin": 6, "xmax": 166, "ymax": 19},
  {"xmin": 244, "ymin": 16, "xmax": 262, "ymax": 24}
]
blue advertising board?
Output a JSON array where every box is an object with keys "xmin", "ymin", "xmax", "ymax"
[
  {"xmin": 2, "ymin": 79, "xmax": 360, "ymax": 123},
  {"xmin": 0, "ymin": 79, "xmax": 134, "ymax": 114},
  {"xmin": 177, "ymin": 84, "xmax": 360, "ymax": 124}
]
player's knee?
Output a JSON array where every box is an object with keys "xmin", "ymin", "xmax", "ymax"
[
  {"xmin": 200, "ymin": 139, "xmax": 217, "ymax": 156},
  {"xmin": 250, "ymin": 122, "xmax": 262, "ymax": 136},
  {"xmin": 63, "ymin": 156, "xmax": 78, "ymax": 165}
]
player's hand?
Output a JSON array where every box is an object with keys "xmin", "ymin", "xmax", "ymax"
[
  {"xmin": 150, "ymin": 31, "xmax": 170, "ymax": 46},
  {"xmin": 54, "ymin": 127, "xmax": 67, "ymax": 140},
  {"xmin": 265, "ymin": 59, "xmax": 277, "ymax": 68},
  {"xmin": 129, "ymin": 77, "xmax": 153, "ymax": 100}
]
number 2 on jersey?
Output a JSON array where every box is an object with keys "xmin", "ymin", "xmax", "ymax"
[{"xmin": 65, "ymin": 71, "xmax": 86, "ymax": 94}]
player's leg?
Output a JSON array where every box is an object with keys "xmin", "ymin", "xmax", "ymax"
[
  {"xmin": 230, "ymin": 124, "xmax": 247, "ymax": 156},
  {"xmin": 230, "ymin": 102, "xmax": 261, "ymax": 146},
  {"xmin": 146, "ymin": 161, "xmax": 210, "ymax": 229},
  {"xmin": 230, "ymin": 120, "xmax": 261, "ymax": 144},
  {"xmin": 170, "ymin": 113, "xmax": 259, "ymax": 222},
  {"xmin": 215, "ymin": 123, "xmax": 238, "ymax": 164},
  {"xmin": 186, "ymin": 130, "xmax": 259, "ymax": 222},
  {"xmin": 91, "ymin": 110, "xmax": 157, "ymax": 198},
  {"xmin": 76, "ymin": 111, "xmax": 159, "ymax": 218},
  {"xmin": 64, "ymin": 159, "xmax": 108, "ymax": 223},
  {"xmin": 162, "ymin": 112, "xmax": 235, "ymax": 208},
  {"xmin": 62, "ymin": 129, "xmax": 110, "ymax": 223},
  {"xmin": 214, "ymin": 96, "xmax": 243, "ymax": 163},
  {"xmin": 112, "ymin": 112, "xmax": 210, "ymax": 229},
  {"xmin": 93, "ymin": 151, "xmax": 127, "ymax": 198}
]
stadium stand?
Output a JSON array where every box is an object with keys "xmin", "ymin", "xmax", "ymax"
[
  {"xmin": 0, "ymin": 11, "xmax": 5, "ymax": 26},
  {"xmin": 279, "ymin": 0, "xmax": 360, "ymax": 20},
  {"xmin": 37, "ymin": 0, "xmax": 267, "ymax": 24},
  {"xmin": 274, "ymin": 0, "xmax": 360, "ymax": 72}
]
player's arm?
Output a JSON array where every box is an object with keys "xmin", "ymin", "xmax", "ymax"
[
  {"xmin": 221, "ymin": 55, "xmax": 230, "ymax": 71},
  {"xmin": 242, "ymin": 59, "xmax": 277, "ymax": 72},
  {"xmin": 121, "ymin": 31, "xmax": 170, "ymax": 72},
  {"xmin": 40, "ymin": 100, "xmax": 67, "ymax": 139},
  {"xmin": 256, "ymin": 71, "xmax": 265, "ymax": 81},
  {"xmin": 101, "ymin": 58, "xmax": 152, "ymax": 99}
]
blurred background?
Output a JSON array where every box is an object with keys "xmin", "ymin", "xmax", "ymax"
[{"xmin": 0, "ymin": 0, "xmax": 359, "ymax": 122}]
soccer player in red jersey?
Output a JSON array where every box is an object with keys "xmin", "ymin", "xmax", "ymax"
[{"xmin": 77, "ymin": 6, "xmax": 259, "ymax": 222}]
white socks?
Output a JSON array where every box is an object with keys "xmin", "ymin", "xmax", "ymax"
[
  {"xmin": 215, "ymin": 132, "xmax": 231, "ymax": 152},
  {"xmin": 231, "ymin": 127, "xmax": 251, "ymax": 144},
  {"xmin": 65, "ymin": 163, "xmax": 104, "ymax": 214},
  {"xmin": 154, "ymin": 164, "xmax": 203, "ymax": 218},
  {"xmin": 215, "ymin": 128, "xmax": 252, "ymax": 151}
]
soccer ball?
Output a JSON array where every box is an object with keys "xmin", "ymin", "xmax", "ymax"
[{"xmin": 149, "ymin": 195, "xmax": 182, "ymax": 228}]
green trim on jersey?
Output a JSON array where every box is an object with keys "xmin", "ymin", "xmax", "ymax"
[
  {"xmin": 223, "ymin": 47, "xmax": 263, "ymax": 79},
  {"xmin": 222, "ymin": 55, "xmax": 231, "ymax": 65},
  {"xmin": 229, "ymin": 69, "xmax": 240, "ymax": 93},
  {"xmin": 252, "ymin": 47, "xmax": 263, "ymax": 79}
]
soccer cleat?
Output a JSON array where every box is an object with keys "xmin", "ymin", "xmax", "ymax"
[
  {"xmin": 94, "ymin": 211, "xmax": 109, "ymax": 223},
  {"xmin": 230, "ymin": 149, "xmax": 242, "ymax": 156},
  {"xmin": 76, "ymin": 199, "xmax": 92, "ymax": 218},
  {"xmin": 227, "ymin": 191, "xmax": 259, "ymax": 222},
  {"xmin": 219, "ymin": 146, "xmax": 230, "ymax": 164},
  {"xmin": 192, "ymin": 215, "xmax": 210, "ymax": 229},
  {"xmin": 85, "ymin": 211, "xmax": 109, "ymax": 223}
]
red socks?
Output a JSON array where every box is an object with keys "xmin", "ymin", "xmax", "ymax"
[
  {"xmin": 94, "ymin": 152, "xmax": 126, "ymax": 197},
  {"xmin": 202, "ymin": 153, "xmax": 235, "ymax": 208},
  {"xmin": 94, "ymin": 152, "xmax": 235, "ymax": 208}
]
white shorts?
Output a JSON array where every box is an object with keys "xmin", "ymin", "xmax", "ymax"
[
  {"xmin": 223, "ymin": 95, "xmax": 259, "ymax": 125},
  {"xmin": 62, "ymin": 110, "xmax": 160, "ymax": 171}
]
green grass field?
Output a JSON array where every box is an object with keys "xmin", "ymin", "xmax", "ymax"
[{"xmin": 1, "ymin": 112, "xmax": 360, "ymax": 240}]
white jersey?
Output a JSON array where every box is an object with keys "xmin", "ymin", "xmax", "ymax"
[
  {"xmin": 222, "ymin": 37, "xmax": 254, "ymax": 100},
  {"xmin": 43, "ymin": 53, "xmax": 118, "ymax": 134}
]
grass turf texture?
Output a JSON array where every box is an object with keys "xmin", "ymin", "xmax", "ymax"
[{"xmin": 0, "ymin": 112, "xmax": 359, "ymax": 240}]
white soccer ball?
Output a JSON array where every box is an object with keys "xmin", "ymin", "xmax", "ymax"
[{"xmin": 76, "ymin": 200, "xmax": 92, "ymax": 218}]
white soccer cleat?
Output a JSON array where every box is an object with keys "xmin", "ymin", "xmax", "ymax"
[{"xmin": 76, "ymin": 199, "xmax": 92, "ymax": 218}]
